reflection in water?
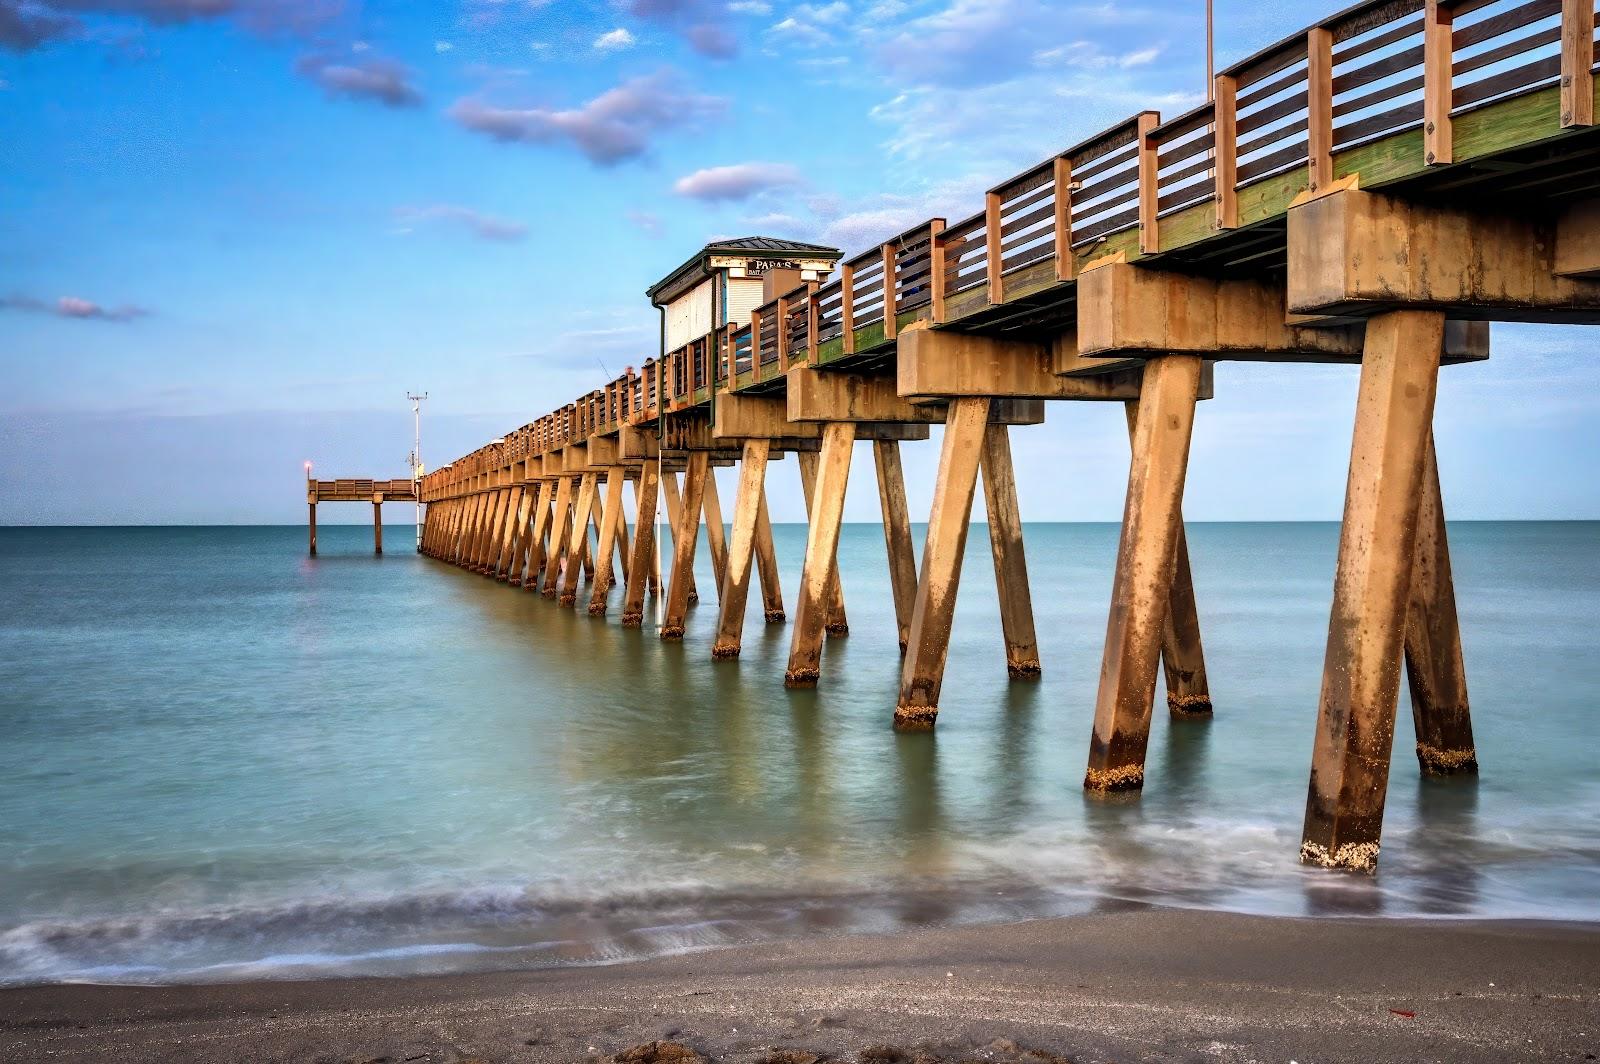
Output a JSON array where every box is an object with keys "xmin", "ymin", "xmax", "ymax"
[
  {"xmin": 1411, "ymin": 774, "xmax": 1482, "ymax": 915},
  {"xmin": 0, "ymin": 523, "xmax": 1597, "ymax": 985}
]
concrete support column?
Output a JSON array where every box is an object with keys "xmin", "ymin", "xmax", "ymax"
[
  {"xmin": 797, "ymin": 450, "xmax": 849, "ymax": 636},
  {"xmin": 582, "ymin": 504, "xmax": 599, "ymax": 581},
  {"xmin": 525, "ymin": 482, "xmax": 555, "ymax": 591},
  {"xmin": 373, "ymin": 499, "xmax": 383, "ymax": 555},
  {"xmin": 462, "ymin": 492, "xmax": 485, "ymax": 569},
  {"xmin": 560, "ymin": 472, "xmax": 598, "ymax": 607},
  {"xmin": 615, "ymin": 496, "xmax": 632, "ymax": 590},
  {"xmin": 786, "ymin": 422, "xmax": 855, "ymax": 687},
  {"xmin": 541, "ymin": 477, "xmax": 575, "ymax": 597},
  {"xmin": 703, "ymin": 470, "xmax": 729, "ymax": 602},
  {"xmin": 894, "ymin": 397, "xmax": 989, "ymax": 730},
  {"xmin": 469, "ymin": 491, "xmax": 496, "ymax": 570},
  {"xmin": 1301, "ymin": 310, "xmax": 1444, "ymax": 873},
  {"xmin": 980, "ymin": 424, "xmax": 1041, "ymax": 679},
  {"xmin": 493, "ymin": 486, "xmax": 524, "ymax": 578},
  {"xmin": 663, "ymin": 471, "xmax": 699, "ymax": 605},
  {"xmin": 505, "ymin": 486, "xmax": 534, "ymax": 584},
  {"xmin": 1123, "ymin": 402, "xmax": 1213, "ymax": 719},
  {"xmin": 713, "ymin": 439, "xmax": 771, "ymax": 659},
  {"xmin": 662, "ymin": 452, "xmax": 710, "ymax": 640},
  {"xmin": 1084, "ymin": 354, "xmax": 1204, "ymax": 794},
  {"xmin": 454, "ymin": 496, "xmax": 474, "ymax": 565},
  {"xmin": 874, "ymin": 440, "xmax": 919, "ymax": 654},
  {"xmin": 308, "ymin": 502, "xmax": 317, "ymax": 557},
  {"xmin": 1406, "ymin": 434, "xmax": 1478, "ymax": 777},
  {"xmin": 454, "ymin": 494, "xmax": 478, "ymax": 566},
  {"xmin": 754, "ymin": 494, "xmax": 785, "ymax": 623},
  {"xmin": 482, "ymin": 488, "xmax": 511, "ymax": 574},
  {"xmin": 621, "ymin": 463, "xmax": 661, "ymax": 628},
  {"xmin": 588, "ymin": 467, "xmax": 627, "ymax": 615}
]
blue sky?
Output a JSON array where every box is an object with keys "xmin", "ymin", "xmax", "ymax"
[{"xmin": 2, "ymin": 0, "xmax": 1598, "ymax": 524}]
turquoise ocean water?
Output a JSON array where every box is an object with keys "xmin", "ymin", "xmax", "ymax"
[{"xmin": 1, "ymin": 522, "xmax": 1597, "ymax": 985}]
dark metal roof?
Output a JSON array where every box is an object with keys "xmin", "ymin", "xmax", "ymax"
[
  {"xmin": 647, "ymin": 236, "xmax": 841, "ymax": 305},
  {"xmin": 708, "ymin": 235, "xmax": 840, "ymax": 254}
]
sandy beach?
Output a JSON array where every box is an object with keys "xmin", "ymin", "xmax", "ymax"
[{"xmin": 3, "ymin": 908, "xmax": 1597, "ymax": 1063}]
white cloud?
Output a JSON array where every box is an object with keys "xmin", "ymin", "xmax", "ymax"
[
  {"xmin": 768, "ymin": 1, "xmax": 848, "ymax": 44},
  {"xmin": 434, "ymin": 40, "xmax": 454, "ymax": 53},
  {"xmin": 393, "ymin": 204, "xmax": 528, "ymax": 242},
  {"xmin": 449, "ymin": 70, "xmax": 726, "ymax": 166},
  {"xmin": 627, "ymin": 209, "xmax": 663, "ymax": 237},
  {"xmin": 593, "ymin": 27, "xmax": 636, "ymax": 52},
  {"xmin": 728, "ymin": 0, "xmax": 771, "ymax": 12},
  {"xmin": 673, "ymin": 161, "xmax": 802, "ymax": 201}
]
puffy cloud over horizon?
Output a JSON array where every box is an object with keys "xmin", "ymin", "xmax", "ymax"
[
  {"xmin": 673, "ymin": 161, "xmax": 802, "ymax": 201},
  {"xmin": 449, "ymin": 70, "xmax": 725, "ymax": 165},
  {"xmin": 392, "ymin": 204, "xmax": 528, "ymax": 242},
  {"xmin": 1, "ymin": 294, "xmax": 149, "ymax": 321},
  {"xmin": 295, "ymin": 53, "xmax": 423, "ymax": 107}
]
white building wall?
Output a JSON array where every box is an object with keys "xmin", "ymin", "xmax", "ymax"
[
  {"xmin": 722, "ymin": 277, "xmax": 766, "ymax": 330},
  {"xmin": 665, "ymin": 282, "xmax": 713, "ymax": 351}
]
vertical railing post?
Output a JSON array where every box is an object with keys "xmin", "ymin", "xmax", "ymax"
[
  {"xmin": 806, "ymin": 283, "xmax": 819, "ymax": 361},
  {"xmin": 985, "ymin": 189, "xmax": 1004, "ymax": 303},
  {"xmin": 1137, "ymin": 112, "xmax": 1161, "ymax": 254},
  {"xmin": 881, "ymin": 241, "xmax": 898, "ymax": 340},
  {"xmin": 930, "ymin": 227, "xmax": 948, "ymax": 322},
  {"xmin": 1213, "ymin": 75, "xmax": 1239, "ymax": 229},
  {"xmin": 1053, "ymin": 155, "xmax": 1075, "ymax": 280},
  {"xmin": 1561, "ymin": 0, "xmax": 1596, "ymax": 128},
  {"xmin": 751, "ymin": 306, "xmax": 763, "ymax": 375},
  {"xmin": 776, "ymin": 293, "xmax": 790, "ymax": 368},
  {"xmin": 1308, "ymin": 26, "xmax": 1335, "ymax": 193},
  {"xmin": 840, "ymin": 259, "xmax": 856, "ymax": 354}
]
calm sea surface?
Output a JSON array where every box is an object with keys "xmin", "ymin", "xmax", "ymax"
[{"xmin": 1, "ymin": 522, "xmax": 1597, "ymax": 985}]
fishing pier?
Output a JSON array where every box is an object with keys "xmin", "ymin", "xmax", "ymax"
[{"xmin": 343, "ymin": 0, "xmax": 1600, "ymax": 873}]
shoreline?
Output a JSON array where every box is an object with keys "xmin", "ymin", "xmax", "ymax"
[{"xmin": 4, "ymin": 909, "xmax": 1597, "ymax": 1063}]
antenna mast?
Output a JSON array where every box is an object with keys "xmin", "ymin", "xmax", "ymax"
[{"xmin": 407, "ymin": 392, "xmax": 428, "ymax": 552}]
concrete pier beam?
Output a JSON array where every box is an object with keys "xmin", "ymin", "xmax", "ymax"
[
  {"xmin": 786, "ymin": 422, "xmax": 855, "ymax": 687},
  {"xmin": 1406, "ymin": 434, "xmax": 1478, "ymax": 777},
  {"xmin": 1301, "ymin": 310, "xmax": 1445, "ymax": 873},
  {"xmin": 662, "ymin": 452, "xmax": 709, "ymax": 639},
  {"xmin": 524, "ymin": 482, "xmax": 554, "ymax": 590},
  {"xmin": 662, "ymin": 472, "xmax": 699, "ymax": 606},
  {"xmin": 588, "ymin": 467, "xmax": 627, "ymax": 615},
  {"xmin": 702, "ymin": 468, "xmax": 729, "ymax": 601},
  {"xmin": 1084, "ymin": 354, "xmax": 1205, "ymax": 795},
  {"xmin": 712, "ymin": 439, "xmax": 771, "ymax": 659},
  {"xmin": 796, "ymin": 449, "xmax": 849, "ymax": 638},
  {"xmin": 894, "ymin": 397, "xmax": 989, "ymax": 730},
  {"xmin": 1122, "ymin": 403, "xmax": 1212, "ymax": 720},
  {"xmin": 505, "ymin": 486, "xmax": 535, "ymax": 584},
  {"xmin": 541, "ymin": 477, "xmax": 574, "ymax": 597},
  {"xmin": 492, "ymin": 485, "xmax": 523, "ymax": 577},
  {"xmin": 559, "ymin": 473, "xmax": 598, "ymax": 606},
  {"xmin": 873, "ymin": 440, "xmax": 918, "ymax": 654},
  {"xmin": 620, "ymin": 463, "xmax": 660, "ymax": 628},
  {"xmin": 754, "ymin": 495, "xmax": 785, "ymax": 623},
  {"xmin": 980, "ymin": 423, "xmax": 1041, "ymax": 680}
]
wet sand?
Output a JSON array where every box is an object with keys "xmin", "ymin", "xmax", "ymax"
[{"xmin": 3, "ymin": 909, "xmax": 1597, "ymax": 1063}]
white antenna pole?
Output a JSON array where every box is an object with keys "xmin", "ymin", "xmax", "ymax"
[
  {"xmin": 408, "ymin": 392, "xmax": 428, "ymax": 552},
  {"xmin": 655, "ymin": 448, "xmax": 665, "ymax": 629},
  {"xmin": 1206, "ymin": 0, "xmax": 1215, "ymax": 100}
]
